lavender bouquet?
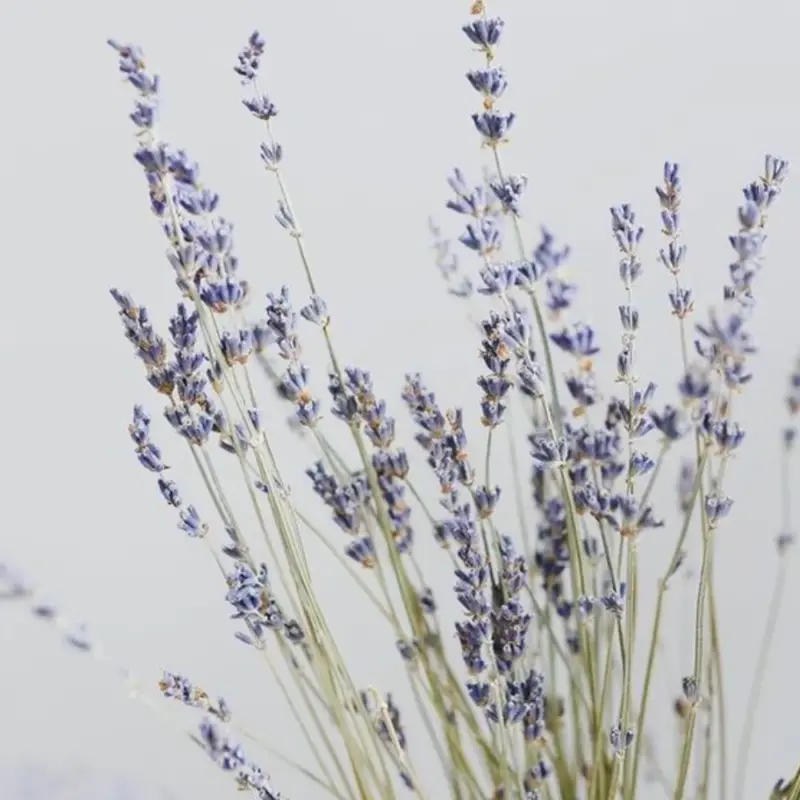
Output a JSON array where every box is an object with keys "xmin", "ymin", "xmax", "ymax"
[{"xmin": 4, "ymin": 3, "xmax": 798, "ymax": 799}]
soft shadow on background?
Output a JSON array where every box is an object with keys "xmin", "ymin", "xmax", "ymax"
[{"xmin": 2, "ymin": 0, "xmax": 800, "ymax": 797}]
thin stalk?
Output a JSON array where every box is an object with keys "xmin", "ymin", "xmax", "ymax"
[
  {"xmin": 732, "ymin": 553, "xmax": 790, "ymax": 796},
  {"xmin": 675, "ymin": 431, "xmax": 732, "ymax": 800},
  {"xmin": 733, "ymin": 437, "xmax": 795, "ymax": 799},
  {"xmin": 697, "ymin": 636, "xmax": 714, "ymax": 800},
  {"xmin": 507, "ymin": 403, "xmax": 533, "ymax": 558},
  {"xmin": 608, "ymin": 542, "xmax": 637, "ymax": 797},
  {"xmin": 263, "ymin": 647, "xmax": 355, "ymax": 797},
  {"xmin": 673, "ymin": 528, "xmax": 715, "ymax": 800},
  {"xmin": 589, "ymin": 620, "xmax": 616, "ymax": 800},
  {"xmin": 629, "ymin": 445, "xmax": 709, "ymax": 793},
  {"xmin": 709, "ymin": 588, "xmax": 726, "ymax": 800}
]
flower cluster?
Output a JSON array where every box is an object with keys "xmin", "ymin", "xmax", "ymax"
[
  {"xmin": 307, "ymin": 460, "xmax": 377, "ymax": 567},
  {"xmin": 225, "ymin": 561, "xmax": 306, "ymax": 652},
  {"xmin": 158, "ymin": 670, "xmax": 231, "ymax": 721},
  {"xmin": 77, "ymin": 9, "xmax": 800, "ymax": 800},
  {"xmin": 197, "ymin": 718, "xmax": 284, "ymax": 800}
]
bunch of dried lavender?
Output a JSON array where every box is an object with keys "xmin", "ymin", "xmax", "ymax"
[{"xmin": 5, "ymin": 3, "xmax": 799, "ymax": 800}]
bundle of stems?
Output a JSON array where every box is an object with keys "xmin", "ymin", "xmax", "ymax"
[{"xmin": 4, "ymin": 4, "xmax": 798, "ymax": 799}]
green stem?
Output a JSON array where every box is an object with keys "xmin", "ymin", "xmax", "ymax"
[
  {"xmin": 608, "ymin": 542, "xmax": 637, "ymax": 798},
  {"xmin": 674, "ymin": 528, "xmax": 715, "ymax": 800},
  {"xmin": 629, "ymin": 444, "xmax": 709, "ymax": 795},
  {"xmin": 589, "ymin": 620, "xmax": 615, "ymax": 799}
]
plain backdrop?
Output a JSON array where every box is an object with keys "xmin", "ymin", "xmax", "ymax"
[{"xmin": 2, "ymin": 0, "xmax": 800, "ymax": 797}]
